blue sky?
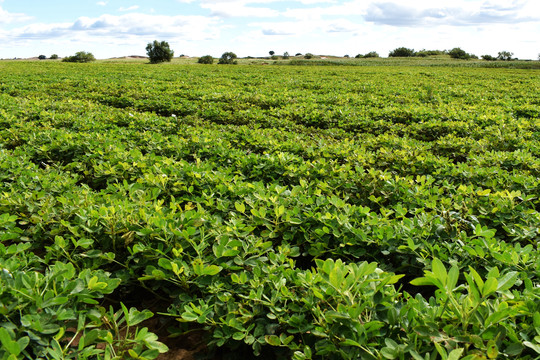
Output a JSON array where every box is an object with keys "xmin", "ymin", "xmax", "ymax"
[{"xmin": 1, "ymin": 0, "xmax": 539, "ymax": 59}]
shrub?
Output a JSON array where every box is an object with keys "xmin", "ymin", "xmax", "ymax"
[
  {"xmin": 363, "ymin": 51, "xmax": 379, "ymax": 58},
  {"xmin": 62, "ymin": 51, "xmax": 96, "ymax": 63},
  {"xmin": 482, "ymin": 55, "xmax": 496, "ymax": 61},
  {"xmin": 218, "ymin": 52, "xmax": 237, "ymax": 65},
  {"xmin": 50, "ymin": 54, "xmax": 59, "ymax": 60},
  {"xmin": 355, "ymin": 54, "xmax": 363, "ymax": 58},
  {"xmin": 198, "ymin": 55, "xmax": 214, "ymax": 64},
  {"xmin": 389, "ymin": 47, "xmax": 415, "ymax": 57},
  {"xmin": 146, "ymin": 40, "xmax": 174, "ymax": 64},
  {"xmin": 448, "ymin": 47, "xmax": 472, "ymax": 60},
  {"xmin": 304, "ymin": 53, "xmax": 314, "ymax": 59},
  {"xmin": 415, "ymin": 49, "xmax": 446, "ymax": 57},
  {"xmin": 38, "ymin": 55, "xmax": 46, "ymax": 60},
  {"xmin": 497, "ymin": 51, "xmax": 514, "ymax": 61}
]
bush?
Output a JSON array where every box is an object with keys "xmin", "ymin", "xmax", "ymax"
[
  {"xmin": 218, "ymin": 52, "xmax": 237, "ymax": 65},
  {"xmin": 363, "ymin": 51, "xmax": 380, "ymax": 58},
  {"xmin": 497, "ymin": 51, "xmax": 514, "ymax": 61},
  {"xmin": 62, "ymin": 51, "xmax": 96, "ymax": 63},
  {"xmin": 481, "ymin": 55, "xmax": 496, "ymax": 61},
  {"xmin": 389, "ymin": 47, "xmax": 415, "ymax": 57},
  {"xmin": 295, "ymin": 53, "xmax": 302, "ymax": 56},
  {"xmin": 355, "ymin": 54, "xmax": 363, "ymax": 58},
  {"xmin": 415, "ymin": 49, "xmax": 446, "ymax": 57},
  {"xmin": 198, "ymin": 55, "xmax": 214, "ymax": 64},
  {"xmin": 38, "ymin": 55, "xmax": 46, "ymax": 60},
  {"xmin": 304, "ymin": 53, "xmax": 314, "ymax": 59},
  {"xmin": 50, "ymin": 54, "xmax": 59, "ymax": 60},
  {"xmin": 448, "ymin": 47, "xmax": 472, "ymax": 60},
  {"xmin": 146, "ymin": 40, "xmax": 174, "ymax": 64},
  {"xmin": 283, "ymin": 52, "xmax": 290, "ymax": 60}
]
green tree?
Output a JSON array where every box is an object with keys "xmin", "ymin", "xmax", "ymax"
[
  {"xmin": 269, "ymin": 50, "xmax": 275, "ymax": 56},
  {"xmin": 497, "ymin": 51, "xmax": 513, "ymax": 61},
  {"xmin": 146, "ymin": 40, "xmax": 174, "ymax": 64},
  {"xmin": 62, "ymin": 51, "xmax": 96, "ymax": 63},
  {"xmin": 448, "ymin": 47, "xmax": 472, "ymax": 60},
  {"xmin": 218, "ymin": 52, "xmax": 237, "ymax": 65},
  {"xmin": 363, "ymin": 51, "xmax": 379, "ymax": 58},
  {"xmin": 389, "ymin": 47, "xmax": 415, "ymax": 57},
  {"xmin": 50, "ymin": 54, "xmax": 59, "ymax": 60},
  {"xmin": 304, "ymin": 53, "xmax": 314, "ymax": 59},
  {"xmin": 198, "ymin": 55, "xmax": 214, "ymax": 64},
  {"xmin": 481, "ymin": 54, "xmax": 496, "ymax": 61},
  {"xmin": 283, "ymin": 51, "xmax": 290, "ymax": 59},
  {"xmin": 38, "ymin": 55, "xmax": 46, "ymax": 60}
]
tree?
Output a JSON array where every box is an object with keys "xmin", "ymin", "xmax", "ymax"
[
  {"xmin": 50, "ymin": 54, "xmax": 59, "ymax": 60},
  {"xmin": 62, "ymin": 51, "xmax": 96, "ymax": 63},
  {"xmin": 363, "ymin": 51, "xmax": 379, "ymax": 58},
  {"xmin": 295, "ymin": 53, "xmax": 302, "ymax": 56},
  {"xmin": 269, "ymin": 51, "xmax": 275, "ymax": 56},
  {"xmin": 146, "ymin": 40, "xmax": 174, "ymax": 64},
  {"xmin": 389, "ymin": 47, "xmax": 415, "ymax": 57},
  {"xmin": 497, "ymin": 51, "xmax": 513, "ymax": 61},
  {"xmin": 218, "ymin": 52, "xmax": 237, "ymax": 65},
  {"xmin": 38, "ymin": 55, "xmax": 47, "ymax": 60},
  {"xmin": 448, "ymin": 47, "xmax": 472, "ymax": 60},
  {"xmin": 198, "ymin": 55, "xmax": 214, "ymax": 64},
  {"xmin": 283, "ymin": 52, "xmax": 290, "ymax": 59},
  {"xmin": 481, "ymin": 54, "xmax": 496, "ymax": 61},
  {"xmin": 304, "ymin": 53, "xmax": 314, "ymax": 59}
]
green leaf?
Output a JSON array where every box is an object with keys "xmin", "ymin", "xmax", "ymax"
[
  {"xmin": 448, "ymin": 348, "xmax": 464, "ymax": 360},
  {"xmin": 235, "ymin": 202, "xmax": 246, "ymax": 213},
  {"xmin": 410, "ymin": 277, "xmax": 434, "ymax": 286},
  {"xmin": 482, "ymin": 277, "xmax": 498, "ymax": 297},
  {"xmin": 524, "ymin": 341, "xmax": 540, "ymax": 354},
  {"xmin": 158, "ymin": 258, "xmax": 172, "ymax": 270},
  {"xmin": 126, "ymin": 307, "xmax": 154, "ymax": 326},
  {"xmin": 486, "ymin": 340, "xmax": 498, "ymax": 359},
  {"xmin": 497, "ymin": 271, "xmax": 518, "ymax": 291},
  {"xmin": 0, "ymin": 328, "xmax": 20, "ymax": 355},
  {"xmin": 265, "ymin": 335, "xmax": 281, "ymax": 346},
  {"xmin": 202, "ymin": 265, "xmax": 222, "ymax": 276},
  {"xmin": 432, "ymin": 258, "xmax": 447, "ymax": 286},
  {"xmin": 340, "ymin": 339, "xmax": 363, "ymax": 347},
  {"xmin": 447, "ymin": 265, "xmax": 459, "ymax": 291}
]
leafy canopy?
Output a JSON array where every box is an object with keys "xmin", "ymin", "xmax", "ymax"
[
  {"xmin": 62, "ymin": 51, "xmax": 96, "ymax": 63},
  {"xmin": 146, "ymin": 40, "xmax": 174, "ymax": 64},
  {"xmin": 218, "ymin": 52, "xmax": 237, "ymax": 65}
]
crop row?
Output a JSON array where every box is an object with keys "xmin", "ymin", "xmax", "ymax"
[{"xmin": 0, "ymin": 61, "xmax": 540, "ymax": 359}]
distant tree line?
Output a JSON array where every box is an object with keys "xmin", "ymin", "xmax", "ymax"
[
  {"xmin": 387, "ymin": 47, "xmax": 520, "ymax": 61},
  {"xmin": 36, "ymin": 40, "xmax": 538, "ymax": 64}
]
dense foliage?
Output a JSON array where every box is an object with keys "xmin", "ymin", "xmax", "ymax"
[
  {"xmin": 198, "ymin": 55, "xmax": 214, "ymax": 64},
  {"xmin": 62, "ymin": 51, "xmax": 96, "ymax": 63},
  {"xmin": 218, "ymin": 52, "xmax": 238, "ymax": 65},
  {"xmin": 145, "ymin": 40, "xmax": 174, "ymax": 64},
  {"xmin": 0, "ymin": 61, "xmax": 539, "ymax": 359},
  {"xmin": 388, "ymin": 47, "xmax": 415, "ymax": 57}
]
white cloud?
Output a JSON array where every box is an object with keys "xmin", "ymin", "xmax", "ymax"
[
  {"xmin": 200, "ymin": 2, "xmax": 279, "ymax": 17},
  {"xmin": 97, "ymin": 1, "xmax": 107, "ymax": 6},
  {"xmin": 0, "ymin": 6, "xmax": 33, "ymax": 24},
  {"xmin": 118, "ymin": 5, "xmax": 140, "ymax": 12}
]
